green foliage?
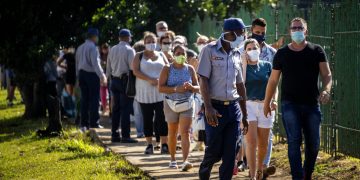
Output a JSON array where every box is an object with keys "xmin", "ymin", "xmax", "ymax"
[
  {"xmin": 0, "ymin": 89, "xmax": 149, "ymax": 180},
  {"xmin": 0, "ymin": 0, "xmax": 107, "ymax": 83},
  {"xmin": 91, "ymin": 0, "xmax": 279, "ymax": 44}
]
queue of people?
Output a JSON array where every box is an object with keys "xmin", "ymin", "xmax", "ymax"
[{"xmin": 41, "ymin": 16, "xmax": 331, "ymax": 180}]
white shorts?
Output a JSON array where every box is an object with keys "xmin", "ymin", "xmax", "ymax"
[{"xmin": 246, "ymin": 101, "xmax": 275, "ymax": 128}]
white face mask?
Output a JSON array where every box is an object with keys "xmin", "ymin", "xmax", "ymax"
[
  {"xmin": 162, "ymin": 44, "xmax": 171, "ymax": 52},
  {"xmin": 145, "ymin": 43, "xmax": 157, "ymax": 51},
  {"xmin": 157, "ymin": 31, "xmax": 165, "ymax": 37},
  {"xmin": 197, "ymin": 44, "xmax": 205, "ymax": 52},
  {"xmin": 247, "ymin": 49, "xmax": 260, "ymax": 62}
]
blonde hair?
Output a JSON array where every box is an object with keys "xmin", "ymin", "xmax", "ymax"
[
  {"xmin": 143, "ymin": 31, "xmax": 157, "ymax": 43},
  {"xmin": 243, "ymin": 38, "xmax": 260, "ymax": 50}
]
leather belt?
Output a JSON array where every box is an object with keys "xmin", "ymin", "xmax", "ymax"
[{"xmin": 211, "ymin": 99, "xmax": 239, "ymax": 106}]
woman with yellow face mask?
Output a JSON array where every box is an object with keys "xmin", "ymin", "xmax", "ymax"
[{"xmin": 158, "ymin": 45, "xmax": 200, "ymax": 171}]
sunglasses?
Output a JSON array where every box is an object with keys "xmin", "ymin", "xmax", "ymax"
[
  {"xmin": 246, "ymin": 47, "xmax": 258, "ymax": 51},
  {"xmin": 290, "ymin": 26, "xmax": 305, "ymax": 31},
  {"xmin": 162, "ymin": 42, "xmax": 171, "ymax": 45}
]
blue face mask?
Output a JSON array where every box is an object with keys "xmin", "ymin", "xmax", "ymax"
[
  {"xmin": 251, "ymin": 33, "xmax": 266, "ymax": 44},
  {"xmin": 221, "ymin": 32, "xmax": 244, "ymax": 49},
  {"xmin": 291, "ymin": 31, "xmax": 305, "ymax": 44}
]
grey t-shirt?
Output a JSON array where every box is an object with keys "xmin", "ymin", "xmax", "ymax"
[{"xmin": 197, "ymin": 39, "xmax": 243, "ymax": 101}]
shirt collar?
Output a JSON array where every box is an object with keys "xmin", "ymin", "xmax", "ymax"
[
  {"xmin": 119, "ymin": 41, "xmax": 129, "ymax": 45},
  {"xmin": 85, "ymin": 39, "xmax": 95, "ymax": 45}
]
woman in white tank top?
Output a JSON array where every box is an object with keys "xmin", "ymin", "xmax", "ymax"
[{"xmin": 132, "ymin": 32, "xmax": 169, "ymax": 155}]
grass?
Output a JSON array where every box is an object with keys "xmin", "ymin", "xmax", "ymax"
[
  {"xmin": 271, "ymin": 141, "xmax": 360, "ymax": 179},
  {"xmin": 0, "ymin": 89, "xmax": 150, "ymax": 180}
]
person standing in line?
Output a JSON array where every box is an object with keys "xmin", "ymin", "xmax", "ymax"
[
  {"xmin": 241, "ymin": 38, "xmax": 277, "ymax": 180},
  {"xmin": 237, "ymin": 18, "xmax": 278, "ymax": 176},
  {"xmin": 106, "ymin": 29, "xmax": 138, "ymax": 143},
  {"xmin": 100, "ymin": 43, "xmax": 110, "ymax": 115},
  {"xmin": 159, "ymin": 45, "xmax": 200, "ymax": 171},
  {"xmin": 197, "ymin": 18, "xmax": 249, "ymax": 180},
  {"xmin": 76, "ymin": 28, "xmax": 107, "ymax": 131},
  {"xmin": 264, "ymin": 17, "xmax": 332, "ymax": 180},
  {"xmin": 195, "ymin": 33, "xmax": 209, "ymax": 53},
  {"xmin": 185, "ymin": 49, "xmax": 206, "ymax": 151},
  {"xmin": 160, "ymin": 34, "xmax": 174, "ymax": 63},
  {"xmin": 57, "ymin": 45, "xmax": 77, "ymax": 96},
  {"xmin": 155, "ymin": 21, "xmax": 169, "ymax": 51},
  {"xmin": 132, "ymin": 32, "xmax": 169, "ymax": 154},
  {"xmin": 132, "ymin": 41, "xmax": 146, "ymax": 138},
  {"xmin": 57, "ymin": 45, "xmax": 77, "ymax": 118}
]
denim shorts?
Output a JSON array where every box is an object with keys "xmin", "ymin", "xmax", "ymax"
[{"xmin": 163, "ymin": 100, "xmax": 194, "ymax": 123}]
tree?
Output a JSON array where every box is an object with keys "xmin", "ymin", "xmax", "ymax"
[
  {"xmin": 91, "ymin": 0, "xmax": 278, "ymax": 45},
  {"xmin": 0, "ymin": 0, "xmax": 106, "ymax": 123}
]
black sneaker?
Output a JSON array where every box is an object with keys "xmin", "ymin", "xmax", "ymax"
[
  {"xmin": 161, "ymin": 144, "xmax": 169, "ymax": 154},
  {"xmin": 111, "ymin": 136, "xmax": 121, "ymax": 143},
  {"xmin": 121, "ymin": 137, "xmax": 138, "ymax": 143},
  {"xmin": 145, "ymin": 144, "xmax": 154, "ymax": 154}
]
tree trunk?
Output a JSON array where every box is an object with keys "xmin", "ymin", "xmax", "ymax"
[
  {"xmin": 20, "ymin": 81, "xmax": 47, "ymax": 119},
  {"xmin": 46, "ymin": 94, "xmax": 62, "ymax": 132}
]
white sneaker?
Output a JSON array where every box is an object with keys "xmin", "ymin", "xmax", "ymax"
[
  {"xmin": 181, "ymin": 161, "xmax": 193, "ymax": 171},
  {"xmin": 79, "ymin": 126, "xmax": 88, "ymax": 133},
  {"xmin": 169, "ymin": 161, "xmax": 178, "ymax": 169},
  {"xmin": 238, "ymin": 162, "xmax": 248, "ymax": 172}
]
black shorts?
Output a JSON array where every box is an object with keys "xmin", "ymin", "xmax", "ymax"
[{"xmin": 65, "ymin": 73, "xmax": 76, "ymax": 85}]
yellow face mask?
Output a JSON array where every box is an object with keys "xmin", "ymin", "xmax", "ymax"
[{"xmin": 174, "ymin": 55, "xmax": 186, "ymax": 64}]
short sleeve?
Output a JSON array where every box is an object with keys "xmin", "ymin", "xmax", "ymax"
[
  {"xmin": 128, "ymin": 48, "xmax": 136, "ymax": 70},
  {"xmin": 267, "ymin": 61, "xmax": 272, "ymax": 76},
  {"xmin": 197, "ymin": 45, "xmax": 212, "ymax": 78},
  {"xmin": 236, "ymin": 65, "xmax": 243, "ymax": 84},
  {"xmin": 316, "ymin": 45, "xmax": 327, "ymax": 62},
  {"xmin": 272, "ymin": 50, "xmax": 282, "ymax": 70}
]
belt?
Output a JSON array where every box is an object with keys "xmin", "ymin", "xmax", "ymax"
[
  {"xmin": 211, "ymin": 99, "xmax": 239, "ymax": 106},
  {"xmin": 111, "ymin": 73, "xmax": 127, "ymax": 80},
  {"xmin": 248, "ymin": 99, "xmax": 264, "ymax": 103}
]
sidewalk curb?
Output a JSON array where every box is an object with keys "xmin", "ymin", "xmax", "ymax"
[{"xmin": 88, "ymin": 129, "xmax": 155, "ymax": 179}]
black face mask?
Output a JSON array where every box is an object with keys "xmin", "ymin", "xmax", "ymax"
[{"xmin": 251, "ymin": 33, "xmax": 266, "ymax": 44}]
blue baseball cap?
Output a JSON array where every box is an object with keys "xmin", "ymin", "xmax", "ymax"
[
  {"xmin": 223, "ymin": 18, "xmax": 246, "ymax": 31},
  {"xmin": 119, "ymin": 29, "xmax": 132, "ymax": 37},
  {"xmin": 87, "ymin": 28, "xmax": 99, "ymax": 37}
]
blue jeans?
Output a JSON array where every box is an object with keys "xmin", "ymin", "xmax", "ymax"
[
  {"xmin": 79, "ymin": 70, "xmax": 100, "ymax": 128},
  {"xmin": 281, "ymin": 101, "xmax": 322, "ymax": 180},
  {"xmin": 263, "ymin": 130, "xmax": 273, "ymax": 166},
  {"xmin": 133, "ymin": 100, "xmax": 144, "ymax": 137},
  {"xmin": 199, "ymin": 102, "xmax": 241, "ymax": 180},
  {"xmin": 111, "ymin": 78, "xmax": 133, "ymax": 138}
]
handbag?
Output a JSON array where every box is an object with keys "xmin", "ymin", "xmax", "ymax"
[
  {"xmin": 126, "ymin": 70, "xmax": 136, "ymax": 97},
  {"xmin": 165, "ymin": 96, "xmax": 194, "ymax": 113},
  {"xmin": 125, "ymin": 52, "xmax": 144, "ymax": 97}
]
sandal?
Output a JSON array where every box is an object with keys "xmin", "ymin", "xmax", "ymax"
[{"xmin": 256, "ymin": 169, "xmax": 263, "ymax": 180}]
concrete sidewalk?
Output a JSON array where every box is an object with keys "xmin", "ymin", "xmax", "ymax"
[{"xmin": 89, "ymin": 117, "xmax": 290, "ymax": 179}]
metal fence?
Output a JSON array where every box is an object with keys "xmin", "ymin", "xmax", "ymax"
[{"xmin": 186, "ymin": 0, "xmax": 360, "ymax": 158}]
